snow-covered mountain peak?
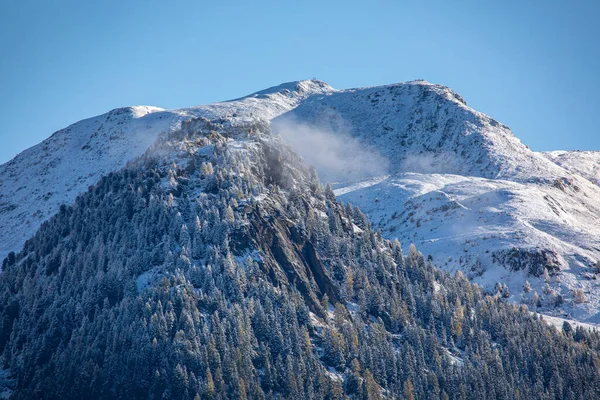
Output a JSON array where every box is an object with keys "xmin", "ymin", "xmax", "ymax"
[
  {"xmin": 392, "ymin": 79, "xmax": 468, "ymax": 104},
  {"xmin": 118, "ymin": 105, "xmax": 165, "ymax": 118},
  {"xmin": 5, "ymin": 89, "xmax": 600, "ymax": 399},
  {"xmin": 2, "ymin": 79, "xmax": 600, "ymax": 323},
  {"xmin": 234, "ymin": 79, "xmax": 335, "ymax": 101},
  {"xmin": 270, "ymin": 81, "xmax": 600, "ymax": 322},
  {"xmin": 279, "ymin": 80, "xmax": 574, "ymax": 184}
]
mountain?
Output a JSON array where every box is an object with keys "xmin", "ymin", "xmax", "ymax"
[
  {"xmin": 2, "ymin": 109, "xmax": 600, "ymax": 398},
  {"xmin": 3, "ymin": 79, "xmax": 600, "ymax": 326},
  {"xmin": 274, "ymin": 80, "xmax": 600, "ymax": 323},
  {"xmin": 0, "ymin": 80, "xmax": 332, "ymax": 263}
]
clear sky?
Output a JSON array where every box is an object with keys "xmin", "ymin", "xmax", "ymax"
[{"xmin": 1, "ymin": 0, "xmax": 598, "ymax": 163}]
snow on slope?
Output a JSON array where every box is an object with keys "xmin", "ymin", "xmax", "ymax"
[
  {"xmin": 274, "ymin": 80, "xmax": 600, "ymax": 323},
  {"xmin": 331, "ymin": 173, "xmax": 600, "ymax": 321},
  {"xmin": 0, "ymin": 106, "xmax": 172, "ymax": 262},
  {"xmin": 0, "ymin": 80, "xmax": 334, "ymax": 261},
  {"xmin": 534, "ymin": 312, "xmax": 599, "ymax": 333},
  {"xmin": 541, "ymin": 150, "xmax": 600, "ymax": 186}
]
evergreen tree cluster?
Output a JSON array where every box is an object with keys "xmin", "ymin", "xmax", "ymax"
[{"xmin": 1, "ymin": 120, "xmax": 600, "ymax": 399}]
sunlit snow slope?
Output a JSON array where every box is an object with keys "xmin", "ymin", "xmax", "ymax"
[
  {"xmin": 541, "ymin": 151, "xmax": 600, "ymax": 187},
  {"xmin": 275, "ymin": 81, "xmax": 600, "ymax": 323}
]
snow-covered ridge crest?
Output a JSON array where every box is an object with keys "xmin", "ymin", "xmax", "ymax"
[{"xmin": 279, "ymin": 79, "xmax": 570, "ymax": 182}]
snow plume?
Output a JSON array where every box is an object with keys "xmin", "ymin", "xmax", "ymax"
[
  {"xmin": 272, "ymin": 114, "xmax": 389, "ymax": 183},
  {"xmin": 401, "ymin": 152, "xmax": 463, "ymax": 175}
]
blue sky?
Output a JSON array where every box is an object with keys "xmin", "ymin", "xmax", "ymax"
[{"xmin": 1, "ymin": 0, "xmax": 598, "ymax": 163}]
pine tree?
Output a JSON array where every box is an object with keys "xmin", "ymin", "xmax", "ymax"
[
  {"xmin": 364, "ymin": 369, "xmax": 382, "ymax": 400},
  {"xmin": 205, "ymin": 368, "xmax": 215, "ymax": 399},
  {"xmin": 403, "ymin": 378, "xmax": 415, "ymax": 400},
  {"xmin": 201, "ymin": 162, "xmax": 214, "ymax": 177}
]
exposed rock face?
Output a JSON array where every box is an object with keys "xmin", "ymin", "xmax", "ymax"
[
  {"xmin": 248, "ymin": 208, "xmax": 341, "ymax": 317},
  {"xmin": 492, "ymin": 247, "xmax": 561, "ymax": 277}
]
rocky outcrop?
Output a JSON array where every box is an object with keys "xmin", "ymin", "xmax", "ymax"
[
  {"xmin": 492, "ymin": 247, "xmax": 561, "ymax": 277},
  {"xmin": 234, "ymin": 206, "xmax": 341, "ymax": 318}
]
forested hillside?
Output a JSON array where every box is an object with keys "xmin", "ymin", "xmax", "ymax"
[{"xmin": 1, "ymin": 118, "xmax": 599, "ymax": 399}]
